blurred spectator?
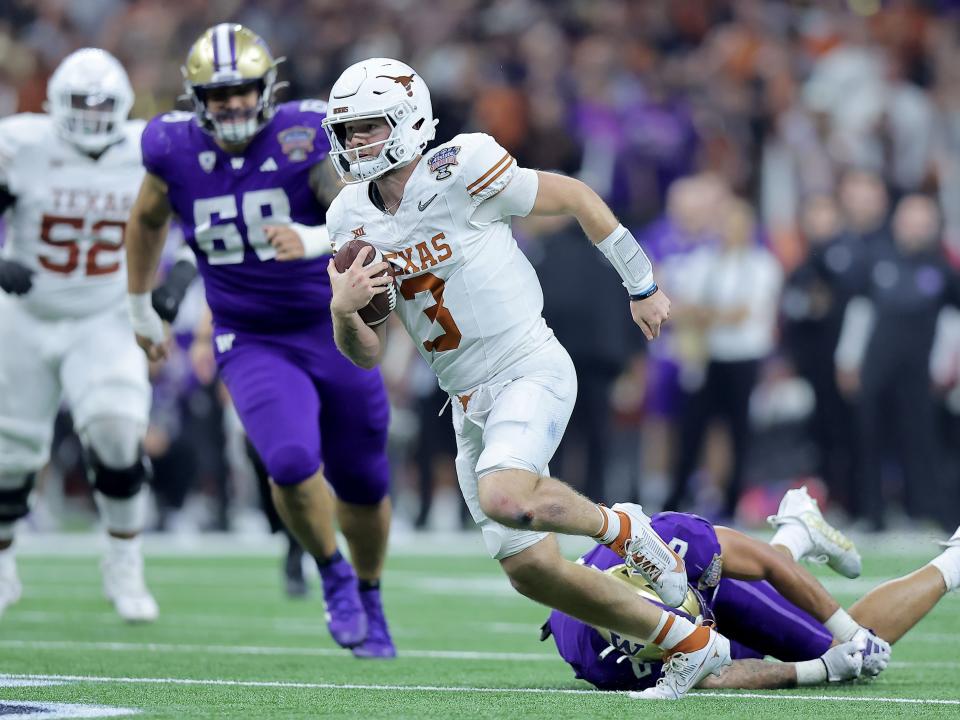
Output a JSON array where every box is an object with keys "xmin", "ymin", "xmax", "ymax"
[
  {"xmin": 838, "ymin": 168, "xmax": 893, "ymax": 249},
  {"xmin": 836, "ymin": 194, "xmax": 960, "ymax": 530},
  {"xmin": 535, "ymin": 224, "xmax": 646, "ymax": 502},
  {"xmin": 666, "ymin": 199, "xmax": 783, "ymax": 518},
  {"xmin": 637, "ymin": 174, "xmax": 726, "ymax": 503},
  {"xmin": 781, "ymin": 193, "xmax": 860, "ymax": 513},
  {"xmin": 5, "ymin": 0, "xmax": 960, "ymax": 531}
]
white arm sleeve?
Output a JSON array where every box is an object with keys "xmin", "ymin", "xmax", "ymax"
[
  {"xmin": 835, "ymin": 297, "xmax": 876, "ymax": 371},
  {"xmin": 290, "ymin": 223, "xmax": 332, "ymax": 258},
  {"xmin": 470, "ymin": 167, "xmax": 539, "ymax": 224}
]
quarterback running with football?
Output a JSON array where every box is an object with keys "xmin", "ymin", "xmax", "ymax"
[
  {"xmin": 321, "ymin": 58, "xmax": 729, "ymax": 699},
  {"xmin": 547, "ymin": 487, "xmax": 960, "ymax": 694},
  {"xmin": 0, "ymin": 49, "xmax": 158, "ymax": 622},
  {"xmin": 124, "ymin": 25, "xmax": 395, "ymax": 657}
]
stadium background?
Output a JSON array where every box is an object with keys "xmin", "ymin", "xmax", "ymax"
[
  {"xmin": 2, "ymin": 1, "xmax": 960, "ymax": 717},
  {"xmin": 4, "ymin": 0, "xmax": 957, "ymax": 536}
]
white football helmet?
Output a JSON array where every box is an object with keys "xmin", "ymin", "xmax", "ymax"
[
  {"xmin": 322, "ymin": 58, "xmax": 437, "ymax": 183},
  {"xmin": 47, "ymin": 48, "xmax": 134, "ymax": 154}
]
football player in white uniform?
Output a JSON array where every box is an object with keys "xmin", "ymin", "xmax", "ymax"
[
  {"xmin": 319, "ymin": 58, "xmax": 730, "ymax": 699},
  {"xmin": 0, "ymin": 49, "xmax": 157, "ymax": 622}
]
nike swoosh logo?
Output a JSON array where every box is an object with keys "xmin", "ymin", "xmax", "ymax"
[{"xmin": 418, "ymin": 194, "xmax": 438, "ymax": 212}]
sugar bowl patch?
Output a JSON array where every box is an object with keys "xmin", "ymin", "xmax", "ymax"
[
  {"xmin": 428, "ymin": 146, "xmax": 460, "ymax": 180},
  {"xmin": 278, "ymin": 126, "xmax": 316, "ymax": 162}
]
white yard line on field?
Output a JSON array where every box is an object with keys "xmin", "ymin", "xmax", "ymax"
[
  {"xmin": 1, "ymin": 673, "xmax": 959, "ymax": 706},
  {"xmin": 6, "ymin": 611, "xmax": 534, "ymax": 639},
  {"xmin": 11, "ymin": 529, "xmax": 949, "ymax": 559},
  {"xmin": 0, "ymin": 639, "xmax": 560, "ymax": 662},
  {"xmin": 2, "ymin": 639, "xmax": 958, "ymax": 669}
]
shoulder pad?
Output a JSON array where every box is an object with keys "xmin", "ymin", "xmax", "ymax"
[
  {"xmin": 325, "ymin": 184, "xmax": 367, "ymax": 240},
  {"xmin": 0, "ymin": 114, "xmax": 53, "ymax": 189},
  {"xmin": 0, "ymin": 113, "xmax": 52, "ymax": 157},
  {"xmin": 142, "ymin": 112, "xmax": 197, "ymax": 178},
  {"xmin": 453, "ymin": 132, "xmax": 516, "ymax": 203},
  {"xmin": 272, "ymin": 100, "xmax": 326, "ymax": 128}
]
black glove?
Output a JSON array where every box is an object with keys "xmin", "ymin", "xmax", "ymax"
[
  {"xmin": 151, "ymin": 259, "xmax": 198, "ymax": 322},
  {"xmin": 0, "ymin": 258, "xmax": 34, "ymax": 295}
]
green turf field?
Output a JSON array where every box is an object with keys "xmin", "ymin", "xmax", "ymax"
[{"xmin": 1, "ymin": 534, "xmax": 958, "ymax": 719}]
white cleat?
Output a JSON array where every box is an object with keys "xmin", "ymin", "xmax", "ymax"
[
  {"xmin": 0, "ymin": 554, "xmax": 21, "ymax": 620},
  {"xmin": 102, "ymin": 541, "xmax": 158, "ymax": 623},
  {"xmin": 629, "ymin": 626, "xmax": 732, "ymax": 700},
  {"xmin": 609, "ymin": 503, "xmax": 687, "ymax": 608},
  {"xmin": 768, "ymin": 486, "xmax": 862, "ymax": 579}
]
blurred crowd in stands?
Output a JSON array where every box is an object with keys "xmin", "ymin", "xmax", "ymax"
[{"xmin": 4, "ymin": 0, "xmax": 960, "ymax": 534}]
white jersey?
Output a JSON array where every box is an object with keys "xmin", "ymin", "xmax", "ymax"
[
  {"xmin": 327, "ymin": 133, "xmax": 552, "ymax": 394},
  {"xmin": 0, "ymin": 113, "xmax": 145, "ymax": 319}
]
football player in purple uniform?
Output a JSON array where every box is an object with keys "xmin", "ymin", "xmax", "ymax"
[
  {"xmin": 123, "ymin": 24, "xmax": 394, "ymax": 658},
  {"xmin": 546, "ymin": 487, "xmax": 960, "ymax": 695}
]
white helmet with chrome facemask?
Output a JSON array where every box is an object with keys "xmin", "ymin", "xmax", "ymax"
[
  {"xmin": 46, "ymin": 48, "xmax": 134, "ymax": 155},
  {"xmin": 182, "ymin": 23, "xmax": 282, "ymax": 145},
  {"xmin": 322, "ymin": 58, "xmax": 437, "ymax": 183}
]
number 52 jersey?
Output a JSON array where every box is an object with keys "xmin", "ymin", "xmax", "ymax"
[
  {"xmin": 326, "ymin": 133, "xmax": 552, "ymax": 395},
  {"xmin": 0, "ymin": 113, "xmax": 145, "ymax": 319}
]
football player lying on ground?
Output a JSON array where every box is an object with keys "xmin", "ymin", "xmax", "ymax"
[{"xmin": 544, "ymin": 487, "xmax": 960, "ymax": 695}]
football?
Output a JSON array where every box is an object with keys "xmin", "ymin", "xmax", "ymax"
[{"xmin": 333, "ymin": 238, "xmax": 399, "ymax": 326}]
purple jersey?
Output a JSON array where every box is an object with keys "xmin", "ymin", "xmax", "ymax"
[
  {"xmin": 142, "ymin": 100, "xmax": 331, "ymax": 332},
  {"xmin": 546, "ymin": 512, "xmax": 833, "ymax": 691}
]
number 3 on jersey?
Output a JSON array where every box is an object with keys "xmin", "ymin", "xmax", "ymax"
[{"xmin": 399, "ymin": 235, "xmax": 462, "ymax": 352}]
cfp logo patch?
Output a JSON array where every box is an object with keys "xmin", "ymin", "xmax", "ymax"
[
  {"xmin": 277, "ymin": 126, "xmax": 316, "ymax": 162},
  {"xmin": 428, "ymin": 146, "xmax": 460, "ymax": 181}
]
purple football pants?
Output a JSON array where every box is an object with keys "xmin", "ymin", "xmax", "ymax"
[
  {"xmin": 215, "ymin": 320, "xmax": 390, "ymax": 504},
  {"xmin": 713, "ymin": 577, "xmax": 834, "ymax": 662}
]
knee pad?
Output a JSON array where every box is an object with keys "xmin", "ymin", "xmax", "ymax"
[
  {"xmin": 0, "ymin": 473, "xmax": 35, "ymax": 523},
  {"xmin": 265, "ymin": 444, "xmax": 319, "ymax": 486},
  {"xmin": 325, "ymin": 458, "xmax": 390, "ymax": 505},
  {"xmin": 86, "ymin": 447, "xmax": 151, "ymax": 499},
  {"xmin": 80, "ymin": 416, "xmax": 143, "ymax": 469}
]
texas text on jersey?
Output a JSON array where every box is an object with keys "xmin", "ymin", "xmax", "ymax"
[{"xmin": 326, "ymin": 132, "xmax": 549, "ymax": 395}]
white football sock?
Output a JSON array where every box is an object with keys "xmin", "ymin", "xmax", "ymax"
[
  {"xmin": 593, "ymin": 505, "xmax": 621, "ymax": 545},
  {"xmin": 648, "ymin": 610, "xmax": 699, "ymax": 649},
  {"xmin": 770, "ymin": 522, "xmax": 813, "ymax": 562},
  {"xmin": 107, "ymin": 534, "xmax": 142, "ymax": 557},
  {"xmin": 929, "ymin": 547, "xmax": 960, "ymax": 592},
  {"xmin": 0, "ymin": 545, "xmax": 15, "ymax": 574},
  {"xmin": 823, "ymin": 607, "xmax": 859, "ymax": 642}
]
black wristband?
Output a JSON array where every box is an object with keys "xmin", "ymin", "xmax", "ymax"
[
  {"xmin": 629, "ymin": 283, "xmax": 659, "ymax": 301},
  {"xmin": 165, "ymin": 259, "xmax": 199, "ymax": 296}
]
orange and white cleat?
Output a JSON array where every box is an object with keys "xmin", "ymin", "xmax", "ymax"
[
  {"xmin": 630, "ymin": 624, "xmax": 731, "ymax": 700},
  {"xmin": 605, "ymin": 503, "xmax": 687, "ymax": 607}
]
